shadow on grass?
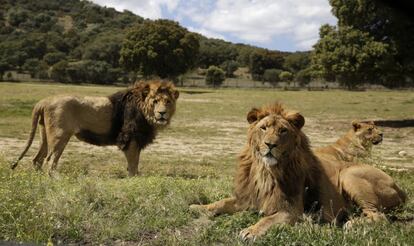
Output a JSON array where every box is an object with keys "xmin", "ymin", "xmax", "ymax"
[
  {"xmin": 368, "ymin": 119, "xmax": 414, "ymax": 128},
  {"xmin": 180, "ymin": 90, "xmax": 213, "ymax": 95}
]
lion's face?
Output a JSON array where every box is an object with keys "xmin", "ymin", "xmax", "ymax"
[
  {"xmin": 352, "ymin": 121, "xmax": 383, "ymax": 148},
  {"xmin": 139, "ymin": 81, "xmax": 179, "ymax": 126},
  {"xmin": 246, "ymin": 105, "xmax": 305, "ymax": 168}
]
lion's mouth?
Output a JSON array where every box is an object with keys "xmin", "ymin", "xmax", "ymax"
[
  {"xmin": 262, "ymin": 152, "xmax": 278, "ymax": 166},
  {"xmin": 372, "ymin": 139, "xmax": 382, "ymax": 145},
  {"xmin": 156, "ymin": 118, "xmax": 168, "ymax": 124}
]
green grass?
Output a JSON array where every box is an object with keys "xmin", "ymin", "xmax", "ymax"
[{"xmin": 0, "ymin": 82, "xmax": 413, "ymax": 245}]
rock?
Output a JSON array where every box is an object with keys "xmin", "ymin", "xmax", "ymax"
[{"xmin": 398, "ymin": 150, "xmax": 407, "ymax": 157}]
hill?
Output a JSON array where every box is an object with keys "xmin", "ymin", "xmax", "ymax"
[{"xmin": 0, "ymin": 0, "xmax": 295, "ymax": 84}]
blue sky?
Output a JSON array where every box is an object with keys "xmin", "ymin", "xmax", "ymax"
[{"xmin": 91, "ymin": 0, "xmax": 337, "ymax": 52}]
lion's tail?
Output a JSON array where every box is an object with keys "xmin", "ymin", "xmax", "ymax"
[{"xmin": 11, "ymin": 103, "xmax": 43, "ymax": 170}]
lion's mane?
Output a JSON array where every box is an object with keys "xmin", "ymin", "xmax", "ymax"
[
  {"xmin": 234, "ymin": 103, "xmax": 320, "ymax": 215},
  {"xmin": 76, "ymin": 80, "xmax": 177, "ymax": 150}
]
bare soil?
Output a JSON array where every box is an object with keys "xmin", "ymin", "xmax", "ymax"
[{"xmin": 2, "ymin": 118, "xmax": 412, "ymax": 170}]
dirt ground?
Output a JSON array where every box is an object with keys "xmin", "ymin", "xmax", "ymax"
[{"xmin": 1, "ymin": 117, "xmax": 412, "ymax": 171}]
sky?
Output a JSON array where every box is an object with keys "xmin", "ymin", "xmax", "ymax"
[{"xmin": 90, "ymin": 0, "xmax": 337, "ymax": 52}]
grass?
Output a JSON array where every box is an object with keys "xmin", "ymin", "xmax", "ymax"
[{"xmin": 0, "ymin": 82, "xmax": 413, "ymax": 245}]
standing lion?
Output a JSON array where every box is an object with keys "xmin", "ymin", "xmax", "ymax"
[
  {"xmin": 190, "ymin": 102, "xmax": 406, "ymax": 240},
  {"xmin": 11, "ymin": 80, "xmax": 179, "ymax": 177}
]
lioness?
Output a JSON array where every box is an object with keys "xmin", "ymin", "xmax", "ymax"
[
  {"xmin": 190, "ymin": 103, "xmax": 405, "ymax": 240},
  {"xmin": 315, "ymin": 121, "xmax": 383, "ymax": 162},
  {"xmin": 12, "ymin": 80, "xmax": 179, "ymax": 177}
]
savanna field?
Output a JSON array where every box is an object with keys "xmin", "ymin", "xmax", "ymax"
[{"xmin": 0, "ymin": 82, "xmax": 413, "ymax": 245}]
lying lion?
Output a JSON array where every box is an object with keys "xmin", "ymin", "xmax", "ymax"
[
  {"xmin": 315, "ymin": 120, "xmax": 383, "ymax": 162},
  {"xmin": 11, "ymin": 80, "xmax": 179, "ymax": 177},
  {"xmin": 190, "ymin": 103, "xmax": 406, "ymax": 240}
]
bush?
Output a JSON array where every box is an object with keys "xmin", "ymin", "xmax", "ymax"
[
  {"xmin": 263, "ymin": 69, "xmax": 282, "ymax": 85},
  {"xmin": 50, "ymin": 60, "xmax": 69, "ymax": 82},
  {"xmin": 220, "ymin": 60, "xmax": 238, "ymax": 77},
  {"xmin": 279, "ymin": 71, "xmax": 293, "ymax": 82},
  {"xmin": 43, "ymin": 52, "xmax": 66, "ymax": 66},
  {"xmin": 296, "ymin": 68, "xmax": 312, "ymax": 86},
  {"xmin": 22, "ymin": 58, "xmax": 40, "ymax": 78},
  {"xmin": 205, "ymin": 66, "xmax": 225, "ymax": 87},
  {"xmin": 65, "ymin": 60, "xmax": 118, "ymax": 84}
]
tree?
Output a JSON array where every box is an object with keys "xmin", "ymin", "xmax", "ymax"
[
  {"xmin": 22, "ymin": 58, "xmax": 41, "ymax": 77},
  {"xmin": 7, "ymin": 8, "xmax": 29, "ymax": 27},
  {"xmin": 283, "ymin": 52, "xmax": 310, "ymax": 73},
  {"xmin": 249, "ymin": 50, "xmax": 284, "ymax": 80},
  {"xmin": 295, "ymin": 68, "xmax": 312, "ymax": 86},
  {"xmin": 312, "ymin": 24, "xmax": 393, "ymax": 89},
  {"xmin": 83, "ymin": 33, "xmax": 123, "ymax": 67},
  {"xmin": 220, "ymin": 60, "xmax": 239, "ymax": 77},
  {"xmin": 320, "ymin": 0, "xmax": 414, "ymax": 87},
  {"xmin": 279, "ymin": 71, "xmax": 293, "ymax": 82},
  {"xmin": 0, "ymin": 59, "xmax": 9, "ymax": 81},
  {"xmin": 50, "ymin": 60, "xmax": 69, "ymax": 83},
  {"xmin": 120, "ymin": 19, "xmax": 200, "ymax": 78},
  {"xmin": 43, "ymin": 52, "xmax": 66, "ymax": 66},
  {"xmin": 197, "ymin": 37, "xmax": 238, "ymax": 68},
  {"xmin": 205, "ymin": 66, "xmax": 225, "ymax": 87},
  {"xmin": 64, "ymin": 60, "xmax": 119, "ymax": 84},
  {"xmin": 263, "ymin": 69, "xmax": 282, "ymax": 86},
  {"xmin": 237, "ymin": 46, "xmax": 255, "ymax": 67},
  {"xmin": 21, "ymin": 33, "xmax": 48, "ymax": 59}
]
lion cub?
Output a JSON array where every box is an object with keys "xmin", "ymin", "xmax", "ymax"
[
  {"xmin": 12, "ymin": 80, "xmax": 179, "ymax": 177},
  {"xmin": 315, "ymin": 121, "xmax": 383, "ymax": 162}
]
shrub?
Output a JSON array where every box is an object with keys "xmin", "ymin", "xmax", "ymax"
[
  {"xmin": 296, "ymin": 68, "xmax": 312, "ymax": 86},
  {"xmin": 279, "ymin": 71, "xmax": 293, "ymax": 82},
  {"xmin": 205, "ymin": 65, "xmax": 225, "ymax": 87},
  {"xmin": 263, "ymin": 69, "xmax": 282, "ymax": 86}
]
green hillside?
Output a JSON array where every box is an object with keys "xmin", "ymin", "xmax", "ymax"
[{"xmin": 0, "ymin": 0, "xmax": 294, "ymax": 84}]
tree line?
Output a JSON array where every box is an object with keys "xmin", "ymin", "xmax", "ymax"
[
  {"xmin": 0, "ymin": 0, "xmax": 412, "ymax": 88},
  {"xmin": 0, "ymin": 0, "xmax": 312, "ymax": 86}
]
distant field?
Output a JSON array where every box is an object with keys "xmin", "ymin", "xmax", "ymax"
[{"xmin": 0, "ymin": 82, "xmax": 413, "ymax": 245}]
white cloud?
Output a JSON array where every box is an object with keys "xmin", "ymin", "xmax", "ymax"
[
  {"xmin": 192, "ymin": 0, "xmax": 336, "ymax": 50},
  {"xmin": 91, "ymin": 0, "xmax": 180, "ymax": 19},
  {"xmin": 187, "ymin": 26, "xmax": 226, "ymax": 40},
  {"xmin": 90, "ymin": 0, "xmax": 337, "ymax": 51}
]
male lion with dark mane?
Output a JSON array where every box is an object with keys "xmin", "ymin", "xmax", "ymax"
[
  {"xmin": 11, "ymin": 80, "xmax": 179, "ymax": 177},
  {"xmin": 190, "ymin": 103, "xmax": 406, "ymax": 240},
  {"xmin": 315, "ymin": 121, "xmax": 383, "ymax": 162}
]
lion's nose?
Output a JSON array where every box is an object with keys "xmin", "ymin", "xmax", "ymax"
[
  {"xmin": 265, "ymin": 142, "xmax": 277, "ymax": 149},
  {"xmin": 158, "ymin": 111, "xmax": 166, "ymax": 116}
]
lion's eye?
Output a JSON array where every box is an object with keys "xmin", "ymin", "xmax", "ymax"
[
  {"xmin": 153, "ymin": 100, "xmax": 158, "ymax": 104},
  {"xmin": 166, "ymin": 100, "xmax": 171, "ymax": 105},
  {"xmin": 280, "ymin": 128, "xmax": 288, "ymax": 135},
  {"xmin": 260, "ymin": 126, "xmax": 266, "ymax": 131}
]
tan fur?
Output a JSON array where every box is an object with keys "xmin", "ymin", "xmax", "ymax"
[
  {"xmin": 315, "ymin": 121, "xmax": 383, "ymax": 162},
  {"xmin": 11, "ymin": 80, "xmax": 179, "ymax": 177},
  {"xmin": 190, "ymin": 103, "xmax": 406, "ymax": 240}
]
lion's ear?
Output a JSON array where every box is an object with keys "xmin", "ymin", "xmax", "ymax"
[
  {"xmin": 247, "ymin": 108, "xmax": 260, "ymax": 124},
  {"xmin": 142, "ymin": 83, "xmax": 150, "ymax": 98},
  {"xmin": 171, "ymin": 89, "xmax": 179, "ymax": 100},
  {"xmin": 352, "ymin": 120, "xmax": 361, "ymax": 131},
  {"xmin": 286, "ymin": 112, "xmax": 305, "ymax": 130}
]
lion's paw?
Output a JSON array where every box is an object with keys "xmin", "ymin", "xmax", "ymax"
[
  {"xmin": 189, "ymin": 204, "xmax": 213, "ymax": 217},
  {"xmin": 239, "ymin": 226, "xmax": 264, "ymax": 241}
]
